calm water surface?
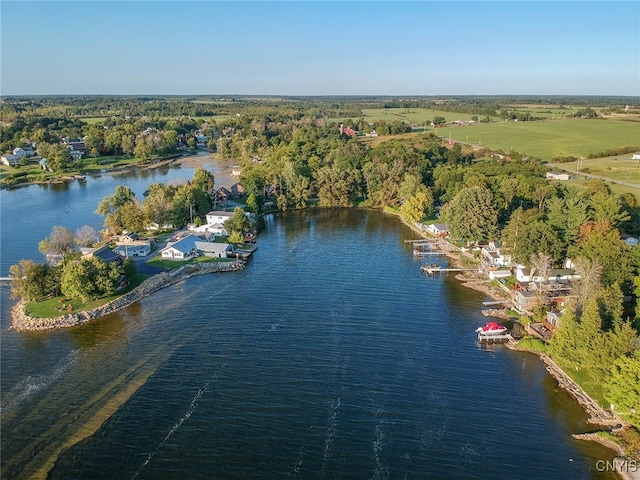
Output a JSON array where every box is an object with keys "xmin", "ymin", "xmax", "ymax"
[{"xmin": 0, "ymin": 161, "xmax": 617, "ymax": 479}]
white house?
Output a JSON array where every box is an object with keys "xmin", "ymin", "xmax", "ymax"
[
  {"xmin": 1, "ymin": 154, "xmax": 19, "ymax": 166},
  {"xmin": 546, "ymin": 171, "xmax": 570, "ymax": 181},
  {"xmin": 427, "ymin": 223, "xmax": 449, "ymax": 236},
  {"xmin": 481, "ymin": 245, "xmax": 511, "ymax": 268},
  {"xmin": 189, "ymin": 222, "xmax": 228, "ymax": 236},
  {"xmin": 114, "ymin": 242, "xmax": 151, "ymax": 258},
  {"xmin": 160, "ymin": 234, "xmax": 199, "ymax": 261},
  {"xmin": 205, "ymin": 210, "xmax": 236, "ymax": 225},
  {"xmin": 515, "ymin": 265, "xmax": 580, "ymax": 283},
  {"xmin": 145, "ymin": 222, "xmax": 174, "ymax": 231},
  {"xmin": 632, "ymin": 152, "xmax": 640, "ymax": 160}
]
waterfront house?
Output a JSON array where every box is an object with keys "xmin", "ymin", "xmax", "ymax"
[
  {"xmin": 145, "ymin": 222, "xmax": 174, "ymax": 231},
  {"xmin": 114, "ymin": 241, "xmax": 151, "ymax": 258},
  {"xmin": 205, "ymin": 210, "xmax": 235, "ymax": 225},
  {"xmin": 1, "ymin": 154, "xmax": 19, "ymax": 166},
  {"xmin": 230, "ymin": 182, "xmax": 244, "ymax": 198},
  {"xmin": 190, "ymin": 222, "xmax": 228, "ymax": 236},
  {"xmin": 427, "ymin": 223, "xmax": 449, "ymax": 237},
  {"xmin": 160, "ymin": 234, "xmax": 199, "ymax": 261},
  {"xmin": 12, "ymin": 148, "xmax": 27, "ymax": 159},
  {"xmin": 514, "ymin": 290, "xmax": 538, "ymax": 313},
  {"xmin": 82, "ymin": 244, "xmax": 121, "ymax": 264},
  {"xmin": 480, "ymin": 245, "xmax": 511, "ymax": 268},
  {"xmin": 214, "ymin": 187, "xmax": 232, "ymax": 203},
  {"xmin": 515, "ymin": 266, "xmax": 579, "ymax": 283},
  {"xmin": 195, "ymin": 241, "xmax": 233, "ymax": 258},
  {"xmin": 544, "ymin": 309, "xmax": 563, "ymax": 333},
  {"xmin": 118, "ymin": 232, "xmax": 139, "ymax": 244}
]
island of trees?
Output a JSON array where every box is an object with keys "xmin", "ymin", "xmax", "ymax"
[{"xmin": 3, "ymin": 95, "xmax": 640, "ymax": 451}]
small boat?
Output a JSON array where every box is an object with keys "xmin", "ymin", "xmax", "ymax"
[{"xmin": 475, "ymin": 322, "xmax": 508, "ymax": 336}]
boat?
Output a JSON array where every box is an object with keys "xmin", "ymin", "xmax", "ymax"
[{"xmin": 475, "ymin": 322, "xmax": 508, "ymax": 336}]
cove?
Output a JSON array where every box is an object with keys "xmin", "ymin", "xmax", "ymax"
[{"xmin": 0, "ymin": 206, "xmax": 619, "ymax": 479}]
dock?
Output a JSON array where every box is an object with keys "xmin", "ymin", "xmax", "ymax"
[
  {"xmin": 413, "ymin": 251, "xmax": 446, "ymax": 257},
  {"xmin": 477, "ymin": 333, "xmax": 513, "ymax": 343},
  {"xmin": 421, "ymin": 265, "xmax": 481, "ymax": 275},
  {"xmin": 482, "ymin": 300, "xmax": 511, "ymax": 306}
]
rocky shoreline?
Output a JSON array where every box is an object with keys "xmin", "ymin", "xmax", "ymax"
[{"xmin": 11, "ymin": 260, "xmax": 245, "ymax": 332}]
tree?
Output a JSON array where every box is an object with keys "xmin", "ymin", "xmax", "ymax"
[
  {"xmin": 133, "ymin": 142, "xmax": 152, "ymax": 161},
  {"xmin": 191, "ymin": 168, "xmax": 215, "ymax": 197},
  {"xmin": 38, "ymin": 226, "xmax": 76, "ymax": 256},
  {"xmin": 224, "ymin": 207, "xmax": 252, "ymax": 236},
  {"xmin": 439, "ymin": 185, "xmax": 498, "ymax": 243},
  {"xmin": 432, "ymin": 116, "xmax": 446, "ymax": 127},
  {"xmin": 61, "ymin": 259, "xmax": 97, "ymax": 304},
  {"xmin": 605, "ymin": 353, "xmax": 640, "ymax": 428},
  {"xmin": 9, "ymin": 259, "xmax": 54, "ymax": 301},
  {"xmin": 287, "ymin": 175, "xmax": 311, "ymax": 209},
  {"xmin": 61, "ymin": 257, "xmax": 122, "ymax": 303},
  {"xmin": 75, "ymin": 225, "xmax": 99, "ymax": 247},
  {"xmin": 571, "ymin": 223, "xmax": 635, "ymax": 288},
  {"xmin": 314, "ymin": 164, "xmax": 360, "ymax": 207},
  {"xmin": 38, "ymin": 143, "xmax": 74, "ymax": 172},
  {"xmin": 96, "ymin": 185, "xmax": 136, "ymax": 215},
  {"xmin": 571, "ymin": 257, "xmax": 603, "ymax": 314},
  {"xmin": 119, "ymin": 200, "xmax": 146, "ymax": 233},
  {"xmin": 587, "ymin": 191, "xmax": 631, "ymax": 228},
  {"xmin": 96, "ymin": 186, "xmax": 137, "ymax": 234},
  {"xmin": 400, "ymin": 190, "xmax": 433, "ymax": 224}
]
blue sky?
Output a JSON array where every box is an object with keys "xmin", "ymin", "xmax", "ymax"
[{"xmin": 1, "ymin": 1, "xmax": 638, "ymax": 96}]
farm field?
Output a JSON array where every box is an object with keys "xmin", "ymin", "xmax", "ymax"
[
  {"xmin": 331, "ymin": 107, "xmax": 640, "ymax": 161},
  {"xmin": 439, "ymin": 119, "xmax": 640, "ymax": 160}
]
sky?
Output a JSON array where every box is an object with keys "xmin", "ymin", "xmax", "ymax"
[{"xmin": 1, "ymin": 1, "xmax": 638, "ymax": 96}]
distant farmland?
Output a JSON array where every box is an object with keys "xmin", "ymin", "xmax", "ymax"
[{"xmin": 332, "ymin": 107, "xmax": 640, "ymax": 161}]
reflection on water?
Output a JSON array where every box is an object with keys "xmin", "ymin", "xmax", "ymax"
[{"xmin": 0, "ymin": 200, "xmax": 621, "ymax": 479}]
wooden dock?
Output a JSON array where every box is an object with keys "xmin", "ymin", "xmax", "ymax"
[
  {"xmin": 421, "ymin": 265, "xmax": 480, "ymax": 275},
  {"xmin": 477, "ymin": 333, "xmax": 513, "ymax": 343},
  {"xmin": 482, "ymin": 300, "xmax": 510, "ymax": 306}
]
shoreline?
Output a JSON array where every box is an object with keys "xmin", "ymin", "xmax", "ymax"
[
  {"xmin": 11, "ymin": 260, "xmax": 244, "ymax": 332},
  {"xmin": 398, "ymin": 214, "xmax": 638, "ymax": 468}
]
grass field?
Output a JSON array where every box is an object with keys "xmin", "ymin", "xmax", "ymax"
[
  {"xmin": 561, "ymin": 177, "xmax": 639, "ymax": 199},
  {"xmin": 331, "ymin": 107, "xmax": 640, "ymax": 160},
  {"xmin": 552, "ymin": 156, "xmax": 640, "ymax": 184}
]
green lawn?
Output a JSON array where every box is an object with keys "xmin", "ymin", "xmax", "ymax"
[{"xmin": 146, "ymin": 255, "xmax": 234, "ymax": 270}]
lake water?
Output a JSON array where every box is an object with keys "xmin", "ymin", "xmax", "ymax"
[{"xmin": 0, "ymin": 157, "xmax": 618, "ymax": 479}]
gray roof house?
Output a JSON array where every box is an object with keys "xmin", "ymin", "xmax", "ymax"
[
  {"xmin": 195, "ymin": 241, "xmax": 233, "ymax": 258},
  {"xmin": 160, "ymin": 234, "xmax": 199, "ymax": 261}
]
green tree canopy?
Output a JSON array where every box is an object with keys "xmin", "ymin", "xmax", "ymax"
[
  {"xmin": 224, "ymin": 207, "xmax": 252, "ymax": 236},
  {"xmin": 605, "ymin": 353, "xmax": 640, "ymax": 428},
  {"xmin": 439, "ymin": 184, "xmax": 498, "ymax": 243}
]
